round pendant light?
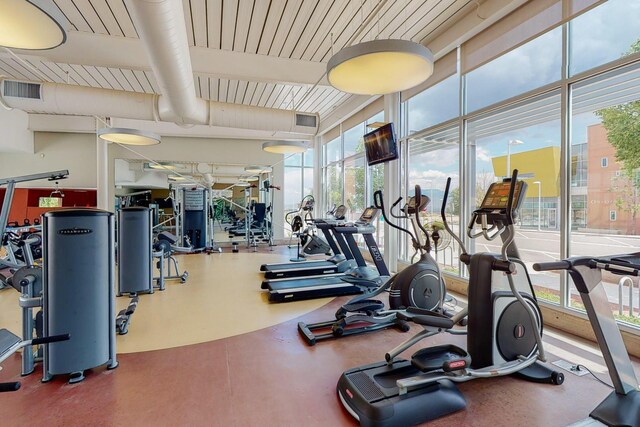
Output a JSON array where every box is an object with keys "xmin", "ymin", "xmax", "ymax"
[
  {"xmin": 0, "ymin": 0, "xmax": 68, "ymax": 50},
  {"xmin": 244, "ymin": 165, "xmax": 273, "ymax": 174},
  {"xmin": 98, "ymin": 127, "xmax": 161, "ymax": 146},
  {"xmin": 262, "ymin": 140, "xmax": 309, "ymax": 154},
  {"xmin": 148, "ymin": 162, "xmax": 177, "ymax": 170},
  {"xmin": 327, "ymin": 39, "xmax": 434, "ymax": 95}
]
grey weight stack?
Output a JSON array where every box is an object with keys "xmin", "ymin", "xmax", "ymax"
[
  {"xmin": 118, "ymin": 207, "xmax": 153, "ymax": 295},
  {"xmin": 42, "ymin": 209, "xmax": 118, "ymax": 384}
]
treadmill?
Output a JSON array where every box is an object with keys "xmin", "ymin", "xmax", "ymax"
[
  {"xmin": 262, "ymin": 207, "xmax": 389, "ymax": 303},
  {"xmin": 260, "ymin": 205, "xmax": 353, "ymax": 280}
]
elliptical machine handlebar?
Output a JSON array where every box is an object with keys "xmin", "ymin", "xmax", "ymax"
[
  {"xmin": 373, "ymin": 190, "xmax": 415, "ymax": 242},
  {"xmin": 413, "ymin": 185, "xmax": 431, "ymax": 253},
  {"xmin": 441, "ymin": 178, "xmax": 468, "ymax": 260}
]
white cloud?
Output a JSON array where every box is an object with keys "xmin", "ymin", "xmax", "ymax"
[{"xmin": 476, "ymin": 146, "xmax": 492, "ymax": 163}]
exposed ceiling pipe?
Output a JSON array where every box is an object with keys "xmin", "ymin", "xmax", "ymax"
[
  {"xmin": 125, "ymin": 0, "xmax": 207, "ymax": 125},
  {"xmin": 0, "ymin": 79, "xmax": 319, "ymax": 135}
]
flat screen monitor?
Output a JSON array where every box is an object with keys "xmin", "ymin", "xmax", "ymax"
[{"xmin": 363, "ymin": 123, "xmax": 398, "ymax": 166}]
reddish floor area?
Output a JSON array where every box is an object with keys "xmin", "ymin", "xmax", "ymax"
[{"xmin": 0, "ymin": 293, "xmax": 637, "ymax": 427}]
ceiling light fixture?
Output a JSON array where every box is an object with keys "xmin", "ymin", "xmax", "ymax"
[
  {"xmin": 239, "ymin": 176, "xmax": 259, "ymax": 182},
  {"xmin": 0, "ymin": 0, "xmax": 68, "ymax": 50},
  {"xmin": 327, "ymin": 39, "xmax": 434, "ymax": 95},
  {"xmin": 168, "ymin": 175, "xmax": 190, "ymax": 181},
  {"xmin": 262, "ymin": 141, "xmax": 309, "ymax": 154},
  {"xmin": 148, "ymin": 162, "xmax": 177, "ymax": 170},
  {"xmin": 98, "ymin": 127, "xmax": 161, "ymax": 146},
  {"xmin": 244, "ymin": 165, "xmax": 273, "ymax": 174}
]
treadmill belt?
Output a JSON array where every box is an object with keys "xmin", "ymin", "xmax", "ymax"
[
  {"xmin": 265, "ymin": 260, "xmax": 334, "ymax": 272},
  {"xmin": 265, "ymin": 275, "xmax": 363, "ymax": 303}
]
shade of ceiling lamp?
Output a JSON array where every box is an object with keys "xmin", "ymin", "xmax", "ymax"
[
  {"xmin": 262, "ymin": 141, "xmax": 309, "ymax": 154},
  {"xmin": 97, "ymin": 127, "xmax": 161, "ymax": 146},
  {"xmin": 239, "ymin": 176, "xmax": 259, "ymax": 182},
  {"xmin": 235, "ymin": 181, "xmax": 250, "ymax": 187},
  {"xmin": 327, "ymin": 39, "xmax": 434, "ymax": 95},
  {"xmin": 0, "ymin": 0, "xmax": 68, "ymax": 50},
  {"xmin": 244, "ymin": 165, "xmax": 273, "ymax": 174},
  {"xmin": 168, "ymin": 175, "xmax": 190, "ymax": 181},
  {"xmin": 148, "ymin": 162, "xmax": 176, "ymax": 170}
]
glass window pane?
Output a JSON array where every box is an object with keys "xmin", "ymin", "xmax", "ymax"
[
  {"xmin": 303, "ymin": 167, "xmax": 313, "ymax": 198},
  {"xmin": 326, "ymin": 163, "xmax": 343, "ymax": 210},
  {"xmin": 407, "ymin": 74, "xmax": 459, "ymax": 134},
  {"xmin": 325, "ymin": 137, "xmax": 341, "ymax": 164},
  {"xmin": 369, "ymin": 163, "xmax": 385, "ymax": 251},
  {"xmin": 284, "ymin": 166, "xmax": 302, "ymax": 234},
  {"xmin": 285, "ymin": 153, "xmax": 302, "ymax": 166},
  {"xmin": 465, "ymin": 27, "xmax": 562, "ymax": 113},
  {"xmin": 344, "ymin": 123, "xmax": 365, "ymax": 158},
  {"xmin": 304, "ymin": 150, "xmax": 314, "ymax": 167},
  {"xmin": 467, "ymin": 91, "xmax": 562, "ymax": 303},
  {"xmin": 344, "ymin": 156, "xmax": 366, "ymax": 222},
  {"xmin": 567, "ymin": 62, "xmax": 640, "ymax": 326},
  {"xmin": 407, "ymin": 126, "xmax": 460, "ymax": 275},
  {"xmin": 569, "ymin": 0, "xmax": 640, "ymax": 76}
]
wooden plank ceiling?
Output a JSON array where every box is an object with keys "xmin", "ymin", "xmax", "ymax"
[{"xmin": 0, "ymin": 0, "xmax": 473, "ymax": 118}]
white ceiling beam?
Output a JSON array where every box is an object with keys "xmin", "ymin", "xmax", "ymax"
[
  {"xmin": 9, "ymin": 31, "xmax": 329, "ymax": 87},
  {"xmin": 28, "ymin": 114, "xmax": 97, "ymax": 133}
]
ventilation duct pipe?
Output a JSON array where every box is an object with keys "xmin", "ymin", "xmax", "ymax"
[
  {"xmin": 0, "ymin": 79, "xmax": 319, "ymax": 135},
  {"xmin": 125, "ymin": 0, "xmax": 207, "ymax": 125}
]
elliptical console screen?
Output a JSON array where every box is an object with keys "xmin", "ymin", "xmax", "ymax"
[{"xmin": 480, "ymin": 181, "xmax": 526, "ymax": 210}]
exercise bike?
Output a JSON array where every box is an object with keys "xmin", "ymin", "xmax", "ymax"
[
  {"xmin": 337, "ymin": 170, "xmax": 564, "ymax": 427},
  {"xmin": 298, "ymin": 184, "xmax": 454, "ymax": 345}
]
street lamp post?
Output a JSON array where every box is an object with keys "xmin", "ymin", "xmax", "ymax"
[
  {"xmin": 534, "ymin": 180, "xmax": 541, "ymax": 231},
  {"xmin": 507, "ymin": 139, "xmax": 524, "ymax": 177}
]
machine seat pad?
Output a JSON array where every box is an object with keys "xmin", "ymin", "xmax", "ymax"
[
  {"xmin": 158, "ymin": 231, "xmax": 178, "ymax": 244},
  {"xmin": 412, "ymin": 344, "xmax": 471, "ymax": 373},
  {"xmin": 0, "ymin": 329, "xmax": 21, "ymax": 357}
]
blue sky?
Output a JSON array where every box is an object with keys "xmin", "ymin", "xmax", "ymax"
[{"xmin": 404, "ymin": 0, "xmax": 639, "ymax": 195}]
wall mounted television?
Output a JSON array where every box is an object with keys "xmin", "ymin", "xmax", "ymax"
[{"xmin": 363, "ymin": 122, "xmax": 398, "ymax": 166}]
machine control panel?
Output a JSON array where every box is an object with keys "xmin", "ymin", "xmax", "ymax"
[
  {"xmin": 357, "ymin": 207, "xmax": 381, "ymax": 225},
  {"xmin": 479, "ymin": 180, "xmax": 526, "ymax": 212}
]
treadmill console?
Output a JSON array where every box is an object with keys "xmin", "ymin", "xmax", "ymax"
[
  {"xmin": 358, "ymin": 207, "xmax": 380, "ymax": 225},
  {"xmin": 479, "ymin": 180, "xmax": 527, "ymax": 212}
]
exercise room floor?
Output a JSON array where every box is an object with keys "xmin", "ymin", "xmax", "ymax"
[{"xmin": 0, "ymin": 245, "xmax": 639, "ymax": 426}]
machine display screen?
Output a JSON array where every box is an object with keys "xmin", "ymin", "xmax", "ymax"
[
  {"xmin": 480, "ymin": 181, "xmax": 526, "ymax": 210},
  {"xmin": 360, "ymin": 208, "xmax": 377, "ymax": 221}
]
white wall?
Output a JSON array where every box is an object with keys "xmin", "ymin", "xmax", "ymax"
[
  {"xmin": 0, "ymin": 108, "xmax": 33, "ymax": 153},
  {"xmin": 0, "ymin": 132, "xmax": 96, "ymax": 188}
]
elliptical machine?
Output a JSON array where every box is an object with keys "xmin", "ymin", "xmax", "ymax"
[
  {"xmin": 297, "ymin": 184, "xmax": 452, "ymax": 345},
  {"xmin": 337, "ymin": 171, "xmax": 564, "ymax": 427}
]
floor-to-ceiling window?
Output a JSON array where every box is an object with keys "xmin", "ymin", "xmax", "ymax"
[
  {"xmin": 467, "ymin": 91, "xmax": 562, "ymax": 302},
  {"xmin": 405, "ymin": 125, "xmax": 461, "ymax": 275},
  {"xmin": 567, "ymin": 62, "xmax": 640, "ymax": 324},
  {"xmin": 389, "ymin": 0, "xmax": 640, "ymax": 331},
  {"xmin": 284, "ymin": 151, "xmax": 314, "ymax": 234}
]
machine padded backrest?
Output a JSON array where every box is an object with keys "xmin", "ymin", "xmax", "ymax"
[
  {"xmin": 253, "ymin": 203, "xmax": 266, "ymax": 222},
  {"xmin": 158, "ymin": 231, "xmax": 178, "ymax": 244}
]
